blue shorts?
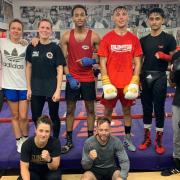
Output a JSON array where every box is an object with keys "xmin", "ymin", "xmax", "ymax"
[{"xmin": 3, "ymin": 89, "xmax": 27, "ymax": 102}]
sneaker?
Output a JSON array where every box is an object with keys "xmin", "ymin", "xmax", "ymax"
[
  {"xmin": 155, "ymin": 131, "xmax": 165, "ymax": 155},
  {"xmin": 61, "ymin": 141, "xmax": 74, "ymax": 154},
  {"xmin": 161, "ymin": 168, "xmax": 180, "ymax": 176},
  {"xmin": 138, "ymin": 128, "xmax": 151, "ymax": 150},
  {"xmin": 123, "ymin": 134, "xmax": 136, "ymax": 152}
]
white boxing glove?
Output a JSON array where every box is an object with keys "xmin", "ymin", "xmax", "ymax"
[
  {"xmin": 124, "ymin": 84, "xmax": 139, "ymax": 100},
  {"xmin": 103, "ymin": 84, "xmax": 117, "ymax": 100}
]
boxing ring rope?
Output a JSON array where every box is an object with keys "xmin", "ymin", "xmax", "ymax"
[{"xmin": 0, "ymin": 92, "xmax": 174, "ymax": 123}]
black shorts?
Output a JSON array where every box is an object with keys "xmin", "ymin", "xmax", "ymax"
[
  {"xmin": 90, "ymin": 166, "xmax": 120, "ymax": 180},
  {"xmin": 65, "ymin": 81, "xmax": 96, "ymax": 101}
]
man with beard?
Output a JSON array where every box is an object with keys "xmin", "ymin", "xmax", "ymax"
[{"xmin": 81, "ymin": 117, "xmax": 129, "ymax": 180}]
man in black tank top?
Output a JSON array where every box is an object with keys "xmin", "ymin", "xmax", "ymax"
[{"xmin": 138, "ymin": 8, "xmax": 177, "ymax": 155}]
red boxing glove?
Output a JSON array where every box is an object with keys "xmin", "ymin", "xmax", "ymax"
[{"xmin": 155, "ymin": 51, "xmax": 172, "ymax": 62}]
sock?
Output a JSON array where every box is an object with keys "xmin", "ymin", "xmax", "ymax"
[
  {"xmin": 22, "ymin": 136, "xmax": 28, "ymax": 139},
  {"xmin": 125, "ymin": 126, "xmax": 131, "ymax": 134},
  {"xmin": 88, "ymin": 130, "xmax": 94, "ymax": 137},
  {"xmin": 144, "ymin": 124, "xmax": 151, "ymax": 130},
  {"xmin": 156, "ymin": 128, "xmax": 163, "ymax": 132}
]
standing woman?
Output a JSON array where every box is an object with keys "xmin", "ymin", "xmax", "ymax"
[
  {"xmin": 0, "ymin": 19, "xmax": 29, "ymax": 153},
  {"xmin": 26, "ymin": 19, "xmax": 66, "ymax": 138}
]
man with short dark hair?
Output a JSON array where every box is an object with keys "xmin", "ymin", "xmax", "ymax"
[
  {"xmin": 139, "ymin": 7, "xmax": 177, "ymax": 155},
  {"xmin": 81, "ymin": 117, "xmax": 129, "ymax": 180},
  {"xmin": 60, "ymin": 5, "xmax": 100, "ymax": 154}
]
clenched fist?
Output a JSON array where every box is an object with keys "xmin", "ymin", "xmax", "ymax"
[
  {"xmin": 89, "ymin": 149, "xmax": 97, "ymax": 160},
  {"xmin": 41, "ymin": 150, "xmax": 51, "ymax": 162}
]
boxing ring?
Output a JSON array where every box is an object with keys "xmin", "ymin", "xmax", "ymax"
[{"xmin": 0, "ymin": 88, "xmax": 175, "ymax": 171}]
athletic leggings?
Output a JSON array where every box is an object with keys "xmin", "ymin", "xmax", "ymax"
[
  {"xmin": 140, "ymin": 72, "xmax": 167, "ymax": 128},
  {"xmin": 31, "ymin": 95, "xmax": 60, "ymax": 138}
]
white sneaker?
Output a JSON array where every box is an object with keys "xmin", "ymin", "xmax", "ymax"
[{"xmin": 123, "ymin": 134, "xmax": 136, "ymax": 152}]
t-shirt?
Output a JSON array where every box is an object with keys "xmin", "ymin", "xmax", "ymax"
[
  {"xmin": 21, "ymin": 136, "xmax": 61, "ymax": 173},
  {"xmin": 26, "ymin": 42, "xmax": 66, "ymax": 97},
  {"xmin": 98, "ymin": 30, "xmax": 142, "ymax": 88},
  {"xmin": 140, "ymin": 31, "xmax": 177, "ymax": 72},
  {"xmin": 81, "ymin": 135, "xmax": 129, "ymax": 179},
  {"xmin": 67, "ymin": 29, "xmax": 95, "ymax": 82},
  {"xmin": 0, "ymin": 38, "xmax": 27, "ymax": 90}
]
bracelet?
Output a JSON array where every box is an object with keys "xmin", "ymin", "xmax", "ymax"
[{"xmin": 47, "ymin": 157, "xmax": 53, "ymax": 163}]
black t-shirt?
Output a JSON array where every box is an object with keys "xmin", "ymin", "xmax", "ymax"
[
  {"xmin": 21, "ymin": 136, "xmax": 61, "ymax": 173},
  {"xmin": 140, "ymin": 31, "xmax": 176, "ymax": 72},
  {"xmin": 26, "ymin": 42, "xmax": 66, "ymax": 97}
]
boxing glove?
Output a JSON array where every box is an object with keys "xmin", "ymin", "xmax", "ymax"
[
  {"xmin": 155, "ymin": 51, "xmax": 172, "ymax": 62},
  {"xmin": 102, "ymin": 75, "xmax": 117, "ymax": 100},
  {"xmin": 80, "ymin": 57, "xmax": 96, "ymax": 67},
  {"xmin": 123, "ymin": 75, "xmax": 139, "ymax": 100},
  {"xmin": 66, "ymin": 74, "xmax": 80, "ymax": 90}
]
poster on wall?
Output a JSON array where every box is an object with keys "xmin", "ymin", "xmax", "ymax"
[
  {"xmin": 4, "ymin": 0, "xmax": 13, "ymax": 23},
  {"xmin": 19, "ymin": 3, "xmax": 180, "ymax": 31},
  {"xmin": 20, "ymin": 6, "xmax": 73, "ymax": 30},
  {"xmin": 0, "ymin": 0, "xmax": 4, "ymax": 23},
  {"xmin": 23, "ymin": 31, "xmax": 60, "ymax": 44}
]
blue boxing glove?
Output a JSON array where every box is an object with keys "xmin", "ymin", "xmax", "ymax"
[
  {"xmin": 80, "ymin": 57, "xmax": 96, "ymax": 67},
  {"xmin": 66, "ymin": 74, "xmax": 80, "ymax": 90}
]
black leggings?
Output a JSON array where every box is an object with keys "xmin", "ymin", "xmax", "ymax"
[
  {"xmin": 140, "ymin": 72, "xmax": 167, "ymax": 128},
  {"xmin": 31, "ymin": 95, "xmax": 60, "ymax": 138}
]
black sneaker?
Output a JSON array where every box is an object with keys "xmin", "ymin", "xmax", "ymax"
[
  {"xmin": 61, "ymin": 141, "xmax": 74, "ymax": 154},
  {"xmin": 161, "ymin": 168, "xmax": 180, "ymax": 176}
]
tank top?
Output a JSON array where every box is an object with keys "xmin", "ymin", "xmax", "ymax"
[{"xmin": 67, "ymin": 29, "xmax": 95, "ymax": 82}]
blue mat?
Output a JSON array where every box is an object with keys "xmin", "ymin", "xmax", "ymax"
[{"xmin": 0, "ymin": 96, "xmax": 174, "ymax": 171}]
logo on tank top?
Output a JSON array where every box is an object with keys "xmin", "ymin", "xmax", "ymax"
[
  {"xmin": 46, "ymin": 52, "xmax": 53, "ymax": 59},
  {"xmin": 82, "ymin": 45, "xmax": 90, "ymax": 50},
  {"xmin": 111, "ymin": 44, "xmax": 132, "ymax": 52}
]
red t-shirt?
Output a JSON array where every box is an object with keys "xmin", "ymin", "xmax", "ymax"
[
  {"xmin": 67, "ymin": 29, "xmax": 95, "ymax": 82},
  {"xmin": 98, "ymin": 30, "xmax": 142, "ymax": 88}
]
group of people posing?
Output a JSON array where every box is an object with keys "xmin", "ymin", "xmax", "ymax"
[{"xmin": 0, "ymin": 4, "xmax": 180, "ymax": 180}]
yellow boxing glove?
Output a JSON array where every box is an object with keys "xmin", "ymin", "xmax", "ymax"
[
  {"xmin": 102, "ymin": 75, "xmax": 117, "ymax": 100},
  {"xmin": 123, "ymin": 75, "xmax": 139, "ymax": 100}
]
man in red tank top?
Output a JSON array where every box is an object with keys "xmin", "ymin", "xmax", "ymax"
[
  {"xmin": 98, "ymin": 6, "xmax": 142, "ymax": 152},
  {"xmin": 60, "ymin": 5, "xmax": 100, "ymax": 154}
]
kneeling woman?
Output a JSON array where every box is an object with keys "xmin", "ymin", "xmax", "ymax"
[{"xmin": 20, "ymin": 115, "xmax": 61, "ymax": 180}]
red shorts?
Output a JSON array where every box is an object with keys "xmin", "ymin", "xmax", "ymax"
[{"xmin": 101, "ymin": 88, "xmax": 135, "ymax": 109}]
